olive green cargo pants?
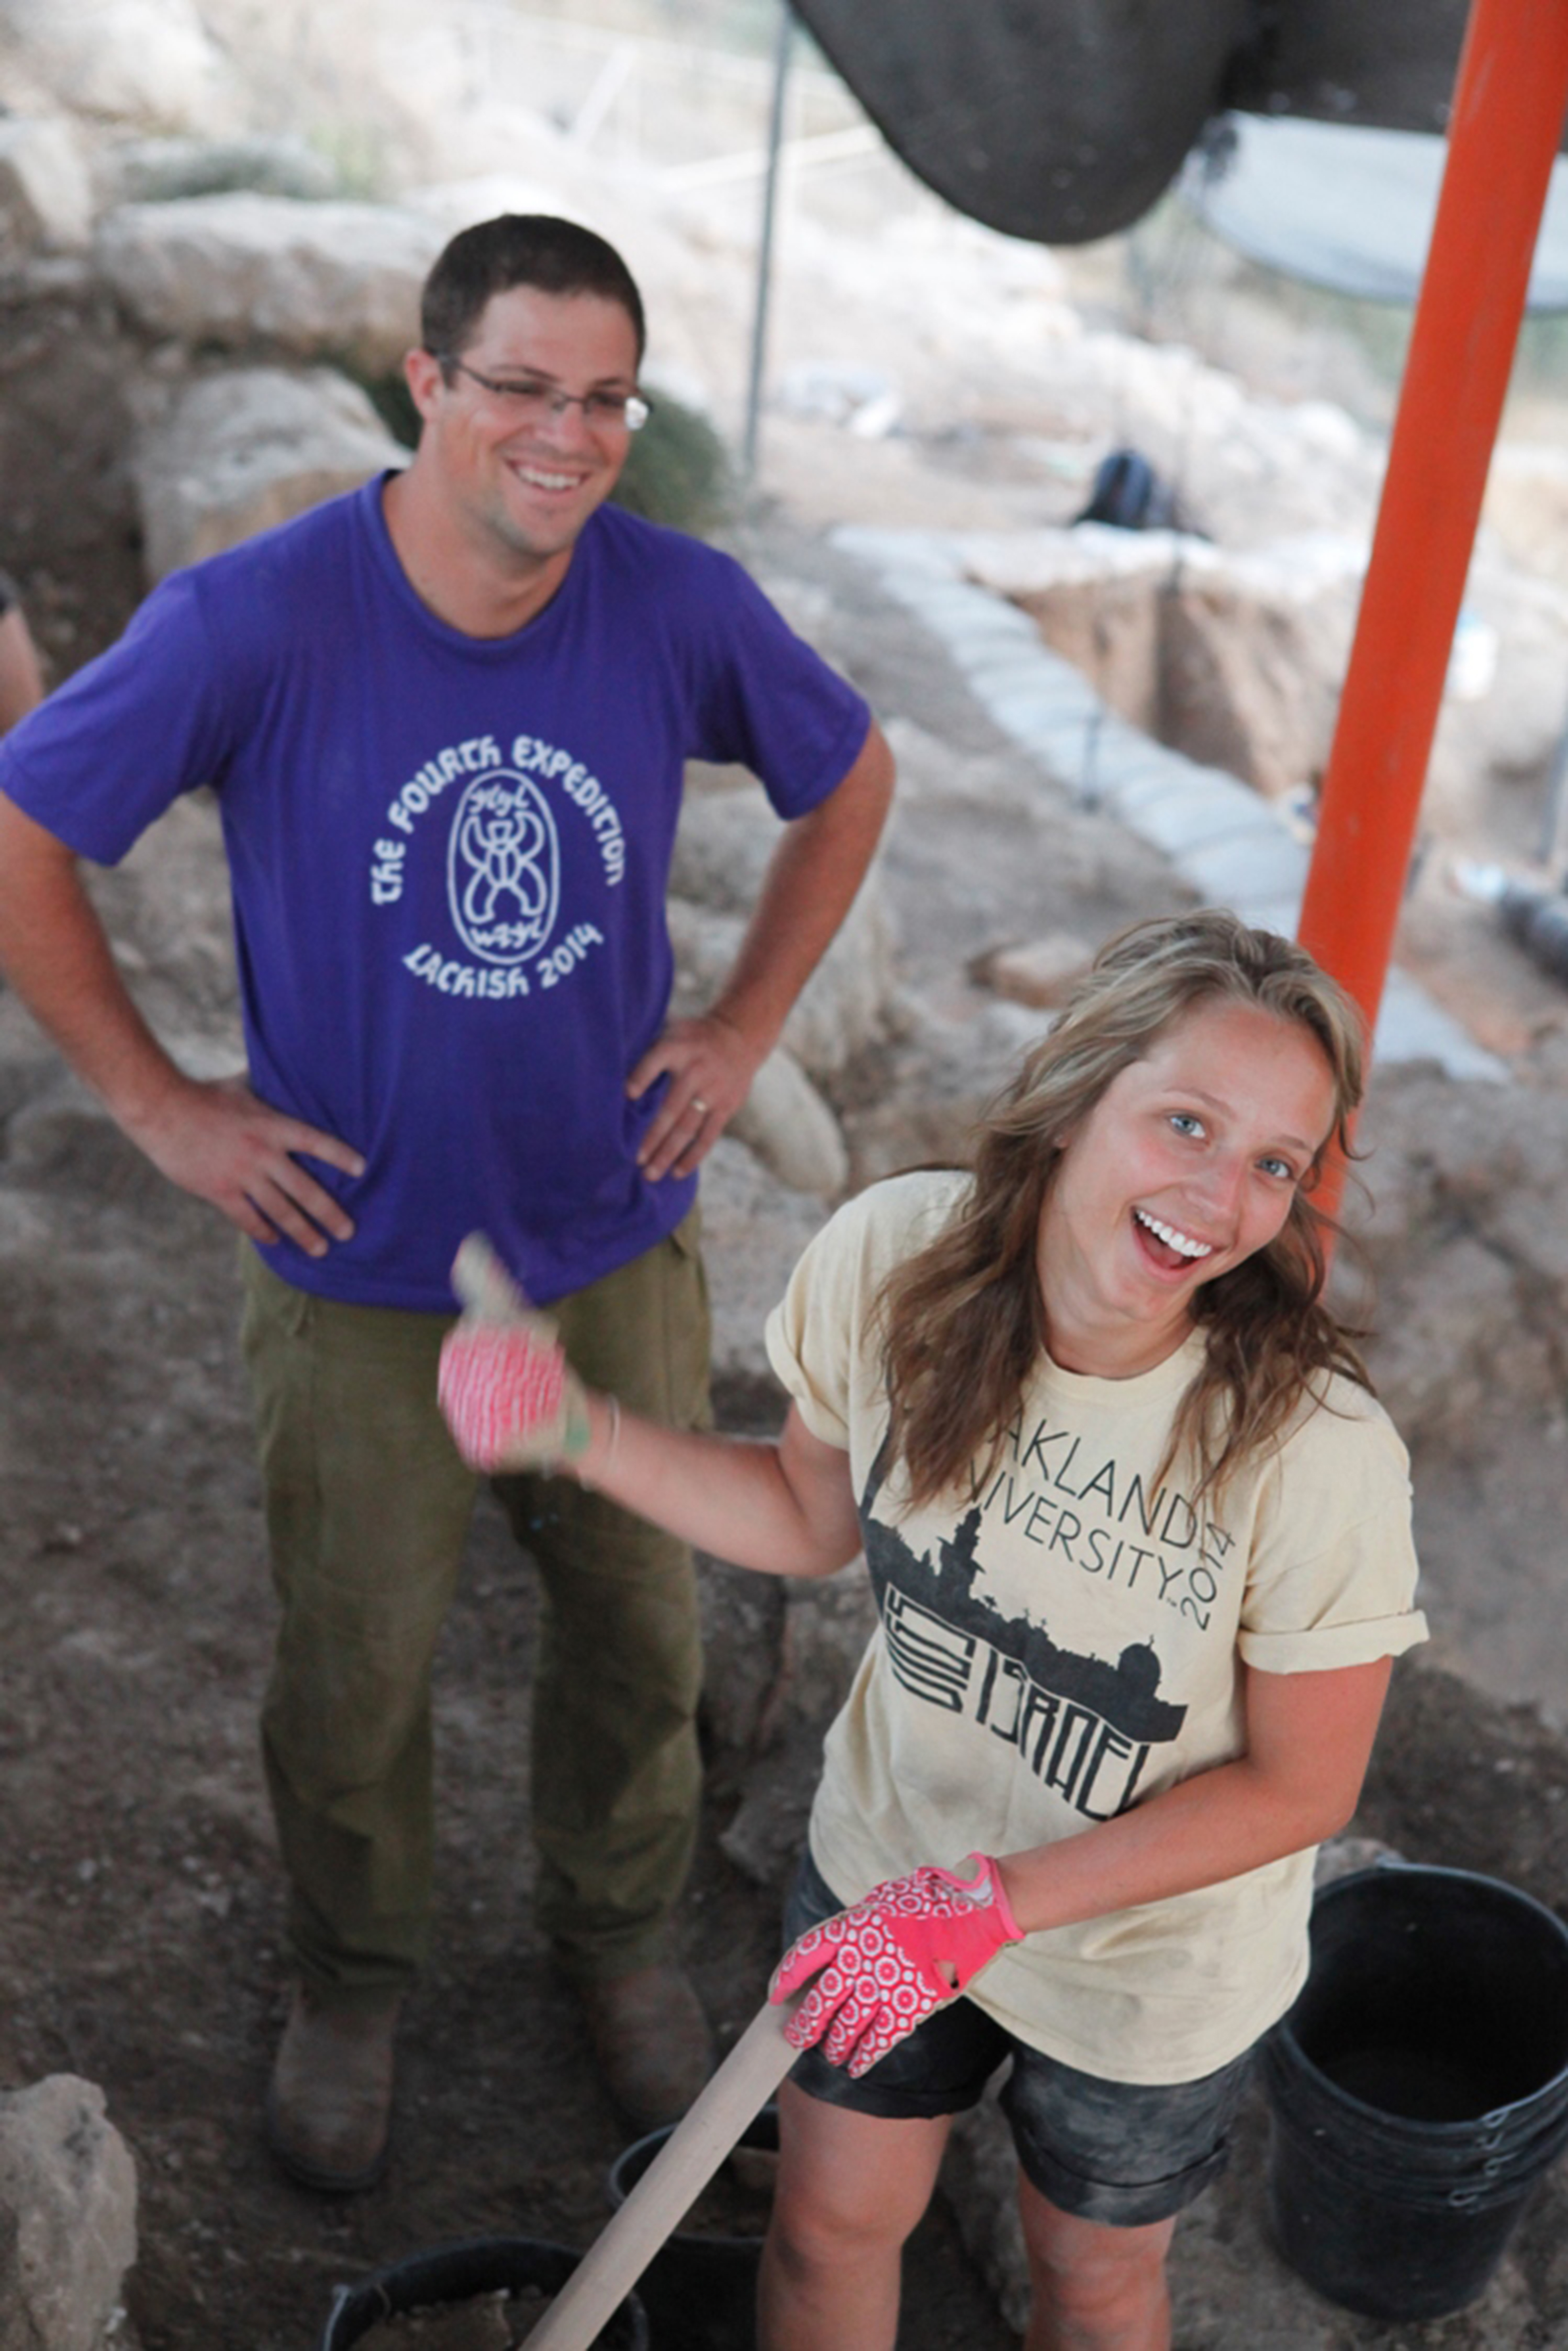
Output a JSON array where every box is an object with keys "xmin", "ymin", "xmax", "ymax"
[{"xmin": 239, "ymin": 1213, "xmax": 710, "ymax": 2007}]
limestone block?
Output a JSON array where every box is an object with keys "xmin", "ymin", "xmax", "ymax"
[
  {"xmin": 95, "ymin": 195, "xmax": 445, "ymax": 374},
  {"xmin": 978, "ymin": 932, "xmax": 1094, "ymax": 1010},
  {"xmin": 784, "ymin": 889, "xmax": 896, "ymax": 1083},
  {"xmin": 728, "ymin": 1047, "xmax": 850, "ymax": 1199},
  {"xmin": 0, "ymin": 118, "xmax": 92, "ymax": 260},
  {"xmin": 132, "ymin": 366, "xmax": 403, "ymax": 582},
  {"xmin": 843, "ymin": 997, "xmax": 1049, "ymax": 1190},
  {"xmin": 1, "ymin": 0, "xmax": 226, "ymax": 129},
  {"xmin": 105, "ymin": 134, "xmax": 337, "ymax": 207},
  {"xmin": 666, "ymin": 871, "xmax": 897, "ymax": 1086},
  {"xmin": 670, "ymin": 786, "xmax": 793, "ymax": 915},
  {"xmin": 0, "ymin": 2076, "xmax": 137, "ymax": 2351},
  {"xmin": 666, "ymin": 898, "xmax": 745, "ymax": 1009},
  {"xmin": 694, "ymin": 1135, "xmax": 825, "ymax": 1421}
]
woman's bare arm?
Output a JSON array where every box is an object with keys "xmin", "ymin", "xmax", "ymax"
[
  {"xmin": 572, "ymin": 1392, "xmax": 863, "ymax": 1581},
  {"xmin": 994, "ymin": 1656, "xmax": 1393, "ymax": 1934}
]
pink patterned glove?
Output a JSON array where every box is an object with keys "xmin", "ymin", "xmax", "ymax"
[
  {"xmin": 769, "ymin": 1855, "xmax": 1023, "ymax": 2077},
  {"xmin": 438, "ymin": 1235, "xmax": 592, "ymax": 1473}
]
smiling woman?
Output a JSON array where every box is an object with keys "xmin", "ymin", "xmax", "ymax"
[
  {"xmin": 880, "ymin": 912, "xmax": 1368, "ymax": 1508},
  {"xmin": 1033, "ymin": 998, "xmax": 1335, "ymax": 1373},
  {"xmin": 438, "ymin": 910, "xmax": 1424, "ymax": 2351}
]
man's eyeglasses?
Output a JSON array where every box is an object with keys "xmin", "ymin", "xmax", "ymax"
[{"xmin": 433, "ymin": 354, "xmax": 652, "ymax": 435}]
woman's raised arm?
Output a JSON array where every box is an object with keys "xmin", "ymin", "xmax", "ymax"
[
  {"xmin": 572, "ymin": 1391, "xmax": 864, "ymax": 1580},
  {"xmin": 439, "ymin": 1240, "xmax": 863, "ymax": 1579}
]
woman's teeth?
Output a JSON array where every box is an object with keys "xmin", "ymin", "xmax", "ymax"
[{"xmin": 1134, "ymin": 1209, "xmax": 1213, "ymax": 1260}]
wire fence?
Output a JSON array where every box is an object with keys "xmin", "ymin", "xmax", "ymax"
[{"xmin": 385, "ymin": 1, "xmax": 864, "ymax": 176}]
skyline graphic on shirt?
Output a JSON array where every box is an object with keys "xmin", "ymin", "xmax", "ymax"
[{"xmin": 858, "ymin": 1441, "xmax": 1186, "ymax": 1819}]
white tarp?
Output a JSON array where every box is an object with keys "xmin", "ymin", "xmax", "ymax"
[{"xmin": 1193, "ymin": 114, "xmax": 1568, "ymax": 311}]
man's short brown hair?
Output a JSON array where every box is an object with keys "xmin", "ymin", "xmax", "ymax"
[{"xmin": 421, "ymin": 214, "xmax": 646, "ymax": 365}]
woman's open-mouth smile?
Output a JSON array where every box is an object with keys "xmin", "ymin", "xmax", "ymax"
[{"xmin": 1132, "ymin": 1207, "xmax": 1216, "ymax": 1269}]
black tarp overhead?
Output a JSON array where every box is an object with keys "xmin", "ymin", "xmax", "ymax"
[
  {"xmin": 788, "ymin": 0, "xmax": 1487, "ymax": 245},
  {"xmin": 1230, "ymin": 0, "xmax": 1472, "ymax": 137}
]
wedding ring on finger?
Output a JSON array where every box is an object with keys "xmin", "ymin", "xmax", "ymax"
[{"xmin": 690, "ymin": 1096, "xmax": 710, "ymax": 1117}]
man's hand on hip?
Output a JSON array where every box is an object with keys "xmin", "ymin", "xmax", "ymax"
[
  {"xmin": 0, "ymin": 799, "xmax": 361, "ymax": 1254},
  {"xmin": 627, "ymin": 1011, "xmax": 763, "ymax": 1182},
  {"xmin": 126, "ymin": 1073, "xmax": 365, "ymax": 1255}
]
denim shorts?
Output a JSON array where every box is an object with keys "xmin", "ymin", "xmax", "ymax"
[{"xmin": 781, "ymin": 1849, "xmax": 1255, "ymax": 2228}]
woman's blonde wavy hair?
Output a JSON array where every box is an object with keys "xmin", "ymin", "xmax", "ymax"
[{"xmin": 877, "ymin": 910, "xmax": 1371, "ymax": 1510}]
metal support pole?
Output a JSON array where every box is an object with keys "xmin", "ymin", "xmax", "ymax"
[
  {"xmin": 742, "ymin": 1, "xmax": 793, "ymax": 480},
  {"xmin": 1297, "ymin": 0, "xmax": 1568, "ymax": 1064}
]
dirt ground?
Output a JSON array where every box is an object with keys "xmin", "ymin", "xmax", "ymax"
[{"xmin": 6, "ymin": 475, "xmax": 1568, "ymax": 2351}]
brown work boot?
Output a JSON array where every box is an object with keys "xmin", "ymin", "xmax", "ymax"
[
  {"xmin": 578, "ymin": 1962, "xmax": 714, "ymax": 2134},
  {"xmin": 265, "ymin": 1983, "xmax": 400, "ymax": 2192}
]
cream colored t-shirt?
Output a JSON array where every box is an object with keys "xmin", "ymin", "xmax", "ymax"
[{"xmin": 763, "ymin": 1171, "xmax": 1428, "ymax": 2085}]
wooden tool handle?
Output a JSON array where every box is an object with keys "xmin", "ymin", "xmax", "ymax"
[{"xmin": 525, "ymin": 1996, "xmax": 801, "ymax": 2351}]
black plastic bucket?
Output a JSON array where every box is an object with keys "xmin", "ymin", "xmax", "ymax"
[
  {"xmin": 605, "ymin": 2105, "xmax": 778, "ymax": 2351},
  {"xmin": 1264, "ymin": 1864, "xmax": 1568, "ymax": 2320},
  {"xmin": 317, "ymin": 2234, "xmax": 650, "ymax": 2349}
]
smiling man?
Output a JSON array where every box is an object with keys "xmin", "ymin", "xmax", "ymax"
[{"xmin": 0, "ymin": 215, "xmax": 893, "ymax": 2188}]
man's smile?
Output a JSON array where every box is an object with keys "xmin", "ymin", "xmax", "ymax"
[{"xmin": 508, "ymin": 458, "xmax": 588, "ymax": 493}]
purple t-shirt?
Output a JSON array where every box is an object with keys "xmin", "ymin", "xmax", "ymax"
[{"xmin": 0, "ymin": 481, "xmax": 871, "ymax": 1308}]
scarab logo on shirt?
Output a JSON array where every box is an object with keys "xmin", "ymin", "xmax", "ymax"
[
  {"xmin": 372, "ymin": 731, "xmax": 625, "ymax": 1001},
  {"xmin": 447, "ymin": 770, "xmax": 559, "ymax": 965}
]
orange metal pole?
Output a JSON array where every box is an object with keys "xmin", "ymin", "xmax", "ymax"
[{"xmin": 1297, "ymin": 0, "xmax": 1568, "ymax": 1052}]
